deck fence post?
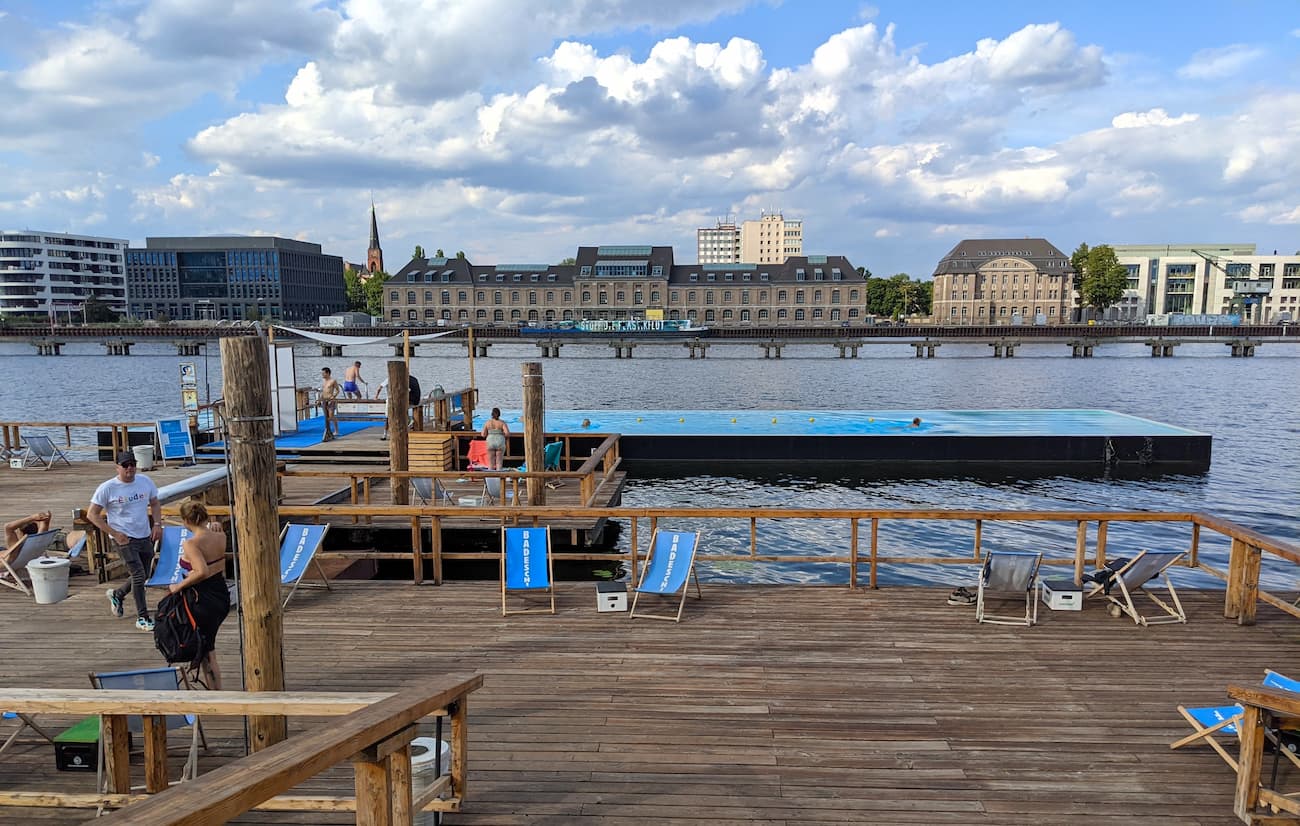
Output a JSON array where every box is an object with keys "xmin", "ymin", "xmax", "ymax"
[
  {"xmin": 388, "ymin": 361, "xmax": 410, "ymax": 507},
  {"xmin": 849, "ymin": 519, "xmax": 858, "ymax": 589},
  {"xmin": 869, "ymin": 517, "xmax": 879, "ymax": 589},
  {"xmin": 1225, "ymin": 537, "xmax": 1246, "ymax": 619},
  {"xmin": 522, "ymin": 362, "xmax": 546, "ymax": 506},
  {"xmin": 1073, "ymin": 521, "xmax": 1088, "ymax": 584}
]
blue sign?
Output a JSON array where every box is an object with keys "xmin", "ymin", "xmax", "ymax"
[{"xmin": 156, "ymin": 418, "xmax": 194, "ymax": 462}]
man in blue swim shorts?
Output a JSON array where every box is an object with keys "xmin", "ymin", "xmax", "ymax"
[{"xmin": 343, "ymin": 361, "xmax": 366, "ymax": 399}]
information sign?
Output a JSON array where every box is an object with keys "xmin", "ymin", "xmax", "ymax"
[{"xmin": 156, "ymin": 417, "xmax": 195, "ymax": 464}]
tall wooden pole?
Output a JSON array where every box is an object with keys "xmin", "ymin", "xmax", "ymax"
[
  {"xmin": 522, "ymin": 361, "xmax": 545, "ymax": 506},
  {"xmin": 467, "ymin": 327, "xmax": 477, "ymax": 427},
  {"xmin": 388, "ymin": 361, "xmax": 410, "ymax": 506},
  {"xmin": 219, "ymin": 336, "xmax": 287, "ymax": 751},
  {"xmin": 403, "ymin": 330, "xmax": 411, "ymax": 371}
]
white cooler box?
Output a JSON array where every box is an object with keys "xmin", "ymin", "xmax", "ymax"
[
  {"xmin": 1040, "ymin": 578, "xmax": 1083, "ymax": 611},
  {"xmin": 596, "ymin": 581, "xmax": 627, "ymax": 612}
]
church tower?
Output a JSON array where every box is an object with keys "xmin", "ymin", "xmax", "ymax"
[{"xmin": 366, "ymin": 202, "xmax": 384, "ymax": 274}]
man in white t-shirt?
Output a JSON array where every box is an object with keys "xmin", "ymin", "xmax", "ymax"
[{"xmin": 86, "ymin": 451, "xmax": 163, "ymax": 631}]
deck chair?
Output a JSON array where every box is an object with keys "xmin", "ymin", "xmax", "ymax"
[
  {"xmin": 0, "ymin": 529, "xmax": 61, "ymax": 595},
  {"xmin": 466, "ymin": 439, "xmax": 490, "ymax": 471},
  {"xmin": 500, "ymin": 527, "xmax": 555, "ymax": 616},
  {"xmin": 1088, "ymin": 549, "xmax": 1186, "ymax": 626},
  {"xmin": 20, "ymin": 434, "xmax": 71, "ymax": 469},
  {"xmin": 976, "ymin": 550, "xmax": 1042, "ymax": 627},
  {"xmin": 482, "ymin": 476, "xmax": 517, "ymax": 506},
  {"xmin": 279, "ymin": 523, "xmax": 331, "ymax": 607},
  {"xmin": 89, "ymin": 666, "xmax": 205, "ymax": 790},
  {"xmin": 412, "ymin": 477, "xmax": 457, "ymax": 506},
  {"xmin": 1172, "ymin": 670, "xmax": 1300, "ymax": 773},
  {"xmin": 544, "ymin": 441, "xmax": 563, "ymax": 471},
  {"xmin": 145, "ymin": 526, "xmax": 189, "ymax": 588},
  {"xmin": 0, "ymin": 710, "xmax": 56, "ymax": 756},
  {"xmin": 629, "ymin": 530, "xmax": 702, "ymax": 622},
  {"xmin": 62, "ymin": 530, "xmax": 88, "ymax": 560}
]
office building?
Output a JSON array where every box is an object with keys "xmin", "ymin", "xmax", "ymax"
[
  {"xmin": 126, "ymin": 236, "xmax": 345, "ymax": 322},
  {"xmin": 0, "ymin": 230, "xmax": 128, "ymax": 322},
  {"xmin": 697, "ymin": 211, "xmax": 804, "ymax": 265},
  {"xmin": 1110, "ymin": 244, "xmax": 1299, "ymax": 323},
  {"xmin": 697, "ymin": 220, "xmax": 740, "ymax": 264},
  {"xmin": 931, "ymin": 239, "xmax": 1074, "ymax": 325}
]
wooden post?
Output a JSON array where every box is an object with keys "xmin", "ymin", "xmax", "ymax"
[
  {"xmin": 467, "ymin": 328, "xmax": 477, "ymax": 427},
  {"xmin": 522, "ymin": 362, "xmax": 545, "ymax": 506},
  {"xmin": 143, "ymin": 716, "xmax": 169, "ymax": 792},
  {"xmin": 1096, "ymin": 521, "xmax": 1108, "ymax": 570},
  {"xmin": 1237, "ymin": 543, "xmax": 1261, "ymax": 626},
  {"xmin": 1225, "ymin": 537, "xmax": 1246, "ymax": 619},
  {"xmin": 104, "ymin": 714, "xmax": 131, "ymax": 793},
  {"xmin": 219, "ymin": 335, "xmax": 287, "ymax": 751},
  {"xmin": 1073, "ymin": 521, "xmax": 1088, "ymax": 585},
  {"xmin": 849, "ymin": 519, "xmax": 858, "ymax": 589},
  {"xmin": 869, "ymin": 517, "xmax": 879, "ymax": 590},
  {"xmin": 388, "ymin": 361, "xmax": 410, "ymax": 507},
  {"xmin": 1233, "ymin": 704, "xmax": 1265, "ymax": 820}
]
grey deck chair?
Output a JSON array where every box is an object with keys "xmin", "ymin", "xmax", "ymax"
[
  {"xmin": 89, "ymin": 665, "xmax": 206, "ymax": 790},
  {"xmin": 976, "ymin": 550, "xmax": 1043, "ymax": 627},
  {"xmin": 1088, "ymin": 549, "xmax": 1186, "ymax": 626},
  {"xmin": 412, "ymin": 477, "xmax": 457, "ymax": 505},
  {"xmin": 21, "ymin": 434, "xmax": 71, "ymax": 469},
  {"xmin": 0, "ymin": 529, "xmax": 61, "ymax": 596}
]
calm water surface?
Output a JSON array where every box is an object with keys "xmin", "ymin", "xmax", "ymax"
[{"xmin": 1, "ymin": 338, "xmax": 1296, "ymax": 589}]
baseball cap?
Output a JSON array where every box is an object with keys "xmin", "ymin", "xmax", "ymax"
[{"xmin": 116, "ymin": 451, "xmax": 138, "ymax": 466}]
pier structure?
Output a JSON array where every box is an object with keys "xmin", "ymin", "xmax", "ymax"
[
  {"xmin": 30, "ymin": 339, "xmax": 63, "ymax": 355},
  {"xmin": 760, "ymin": 339, "xmax": 785, "ymax": 359},
  {"xmin": 1068, "ymin": 338, "xmax": 1099, "ymax": 357},
  {"xmin": 988, "ymin": 338, "xmax": 1020, "ymax": 357},
  {"xmin": 610, "ymin": 339, "xmax": 635, "ymax": 359},
  {"xmin": 536, "ymin": 340, "xmax": 562, "ymax": 358},
  {"xmin": 683, "ymin": 337, "xmax": 709, "ymax": 358},
  {"xmin": 834, "ymin": 339, "xmax": 862, "ymax": 358},
  {"xmin": 1227, "ymin": 338, "xmax": 1259, "ymax": 357},
  {"xmin": 911, "ymin": 339, "xmax": 940, "ymax": 358},
  {"xmin": 101, "ymin": 338, "xmax": 134, "ymax": 356},
  {"xmin": 1146, "ymin": 338, "xmax": 1180, "ymax": 357}
]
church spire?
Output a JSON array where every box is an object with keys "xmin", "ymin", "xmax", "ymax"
[{"xmin": 366, "ymin": 201, "xmax": 384, "ymax": 274}]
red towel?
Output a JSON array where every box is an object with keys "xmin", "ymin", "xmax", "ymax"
[{"xmin": 467, "ymin": 439, "xmax": 489, "ymax": 470}]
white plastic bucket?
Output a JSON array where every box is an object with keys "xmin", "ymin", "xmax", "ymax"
[
  {"xmin": 409, "ymin": 736, "xmax": 450, "ymax": 825},
  {"xmin": 26, "ymin": 557, "xmax": 71, "ymax": 604},
  {"xmin": 132, "ymin": 444, "xmax": 156, "ymax": 471}
]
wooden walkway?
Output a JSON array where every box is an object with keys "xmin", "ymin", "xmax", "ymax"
[{"xmin": 1, "ymin": 575, "xmax": 1297, "ymax": 824}]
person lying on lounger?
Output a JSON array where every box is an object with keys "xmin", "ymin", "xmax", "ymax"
[{"xmin": 3, "ymin": 511, "xmax": 52, "ymax": 564}]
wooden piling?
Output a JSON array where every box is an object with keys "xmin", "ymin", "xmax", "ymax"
[
  {"xmin": 522, "ymin": 362, "xmax": 545, "ymax": 506},
  {"xmin": 388, "ymin": 361, "xmax": 410, "ymax": 508},
  {"xmin": 219, "ymin": 334, "xmax": 287, "ymax": 751}
]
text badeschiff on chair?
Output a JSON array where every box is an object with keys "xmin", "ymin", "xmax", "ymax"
[
  {"xmin": 629, "ymin": 530, "xmax": 702, "ymax": 623},
  {"xmin": 145, "ymin": 526, "xmax": 189, "ymax": 589},
  {"xmin": 1171, "ymin": 669, "xmax": 1300, "ymax": 773},
  {"xmin": 500, "ymin": 527, "xmax": 555, "ymax": 616},
  {"xmin": 0, "ymin": 529, "xmax": 62, "ymax": 596},
  {"xmin": 975, "ymin": 550, "xmax": 1043, "ymax": 627},
  {"xmin": 88, "ymin": 665, "xmax": 206, "ymax": 790},
  {"xmin": 1087, "ymin": 549, "xmax": 1186, "ymax": 626},
  {"xmin": 19, "ymin": 434, "xmax": 72, "ymax": 470},
  {"xmin": 278, "ymin": 523, "xmax": 331, "ymax": 607}
]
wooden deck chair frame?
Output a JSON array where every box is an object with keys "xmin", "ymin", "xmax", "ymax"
[
  {"xmin": 0, "ymin": 529, "xmax": 61, "ymax": 595},
  {"xmin": 89, "ymin": 665, "xmax": 207, "ymax": 792},
  {"xmin": 0, "ymin": 711, "xmax": 56, "ymax": 756},
  {"xmin": 1088, "ymin": 549, "xmax": 1186, "ymax": 626},
  {"xmin": 500, "ymin": 526, "xmax": 556, "ymax": 616},
  {"xmin": 975, "ymin": 550, "xmax": 1042, "ymax": 627},
  {"xmin": 279, "ymin": 522, "xmax": 332, "ymax": 608},
  {"xmin": 1171, "ymin": 670, "xmax": 1300, "ymax": 775},
  {"xmin": 20, "ymin": 434, "xmax": 72, "ymax": 470},
  {"xmin": 629, "ymin": 530, "xmax": 702, "ymax": 623}
]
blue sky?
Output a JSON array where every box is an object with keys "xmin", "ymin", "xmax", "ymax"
[{"xmin": 2, "ymin": 1, "xmax": 1298, "ymax": 276}]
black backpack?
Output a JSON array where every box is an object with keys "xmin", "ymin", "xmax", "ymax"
[
  {"xmin": 153, "ymin": 589, "xmax": 206, "ymax": 667},
  {"xmin": 408, "ymin": 375, "xmax": 421, "ymax": 406}
]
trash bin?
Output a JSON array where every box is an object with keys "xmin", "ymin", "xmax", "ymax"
[
  {"xmin": 26, "ymin": 557, "xmax": 71, "ymax": 604},
  {"xmin": 132, "ymin": 444, "xmax": 155, "ymax": 471},
  {"xmin": 409, "ymin": 736, "xmax": 450, "ymax": 825}
]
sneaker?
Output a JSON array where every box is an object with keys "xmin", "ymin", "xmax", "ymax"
[
  {"xmin": 135, "ymin": 616, "xmax": 155, "ymax": 632},
  {"xmin": 946, "ymin": 591, "xmax": 976, "ymax": 606},
  {"xmin": 106, "ymin": 588, "xmax": 124, "ymax": 618}
]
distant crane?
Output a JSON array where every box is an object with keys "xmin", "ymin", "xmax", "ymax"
[{"xmin": 1190, "ymin": 249, "xmax": 1269, "ymax": 322}]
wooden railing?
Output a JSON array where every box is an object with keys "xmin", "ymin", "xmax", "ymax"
[
  {"xmin": 1226, "ymin": 682, "xmax": 1300, "ymax": 822},
  {"xmin": 0, "ymin": 675, "xmax": 482, "ymax": 824},
  {"xmin": 0, "ymin": 421, "xmax": 155, "ymax": 458}
]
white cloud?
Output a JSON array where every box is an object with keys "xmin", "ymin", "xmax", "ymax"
[
  {"xmin": 1111, "ymin": 108, "xmax": 1198, "ymax": 129},
  {"xmin": 1177, "ymin": 44, "xmax": 1265, "ymax": 80}
]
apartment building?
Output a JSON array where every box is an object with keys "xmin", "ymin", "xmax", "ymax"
[
  {"xmin": 697, "ymin": 211, "xmax": 803, "ymax": 264},
  {"xmin": 0, "ymin": 230, "xmax": 128, "ymax": 322},
  {"xmin": 126, "ymin": 236, "xmax": 345, "ymax": 322},
  {"xmin": 385, "ymin": 245, "xmax": 863, "ymax": 329},
  {"xmin": 697, "ymin": 220, "xmax": 740, "ymax": 264},
  {"xmin": 1110, "ymin": 243, "xmax": 1300, "ymax": 323},
  {"xmin": 930, "ymin": 239, "xmax": 1074, "ymax": 325}
]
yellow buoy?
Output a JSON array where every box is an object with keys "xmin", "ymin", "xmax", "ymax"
[
  {"xmin": 809, "ymin": 417, "xmax": 815, "ymax": 422},
  {"xmin": 731, "ymin": 417, "xmax": 737, "ymax": 423},
  {"xmin": 868, "ymin": 417, "xmax": 874, "ymax": 423},
  {"xmin": 679, "ymin": 417, "xmax": 684, "ymax": 423},
  {"xmin": 636, "ymin": 417, "xmax": 642, "ymax": 422},
  {"xmin": 771, "ymin": 417, "xmax": 778, "ymax": 424}
]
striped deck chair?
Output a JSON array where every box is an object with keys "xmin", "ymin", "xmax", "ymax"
[
  {"xmin": 976, "ymin": 550, "xmax": 1042, "ymax": 627},
  {"xmin": 1088, "ymin": 549, "xmax": 1186, "ymax": 626},
  {"xmin": 0, "ymin": 529, "xmax": 62, "ymax": 596},
  {"xmin": 279, "ymin": 523, "xmax": 331, "ymax": 607},
  {"xmin": 500, "ymin": 527, "xmax": 555, "ymax": 616},
  {"xmin": 1172, "ymin": 670, "xmax": 1300, "ymax": 773},
  {"xmin": 629, "ymin": 530, "xmax": 702, "ymax": 623},
  {"xmin": 145, "ymin": 526, "xmax": 189, "ymax": 589}
]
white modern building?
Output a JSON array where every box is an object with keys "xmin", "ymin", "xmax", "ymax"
[
  {"xmin": 697, "ymin": 219, "xmax": 740, "ymax": 264},
  {"xmin": 697, "ymin": 211, "xmax": 803, "ymax": 265},
  {"xmin": 1109, "ymin": 244, "xmax": 1300, "ymax": 323},
  {"xmin": 0, "ymin": 230, "xmax": 128, "ymax": 322}
]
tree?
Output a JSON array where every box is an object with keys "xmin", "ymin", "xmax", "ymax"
[
  {"xmin": 558, "ymin": 257, "xmax": 576, "ymax": 266},
  {"xmin": 435, "ymin": 249, "xmax": 445, "ymax": 258},
  {"xmin": 455, "ymin": 250, "xmax": 466, "ymax": 260},
  {"xmin": 856, "ymin": 266, "xmax": 873, "ymax": 280},
  {"xmin": 412, "ymin": 245, "xmax": 425, "ymax": 260},
  {"xmin": 362, "ymin": 271, "xmax": 390, "ymax": 317},
  {"xmin": 861, "ymin": 272, "xmax": 929, "ymax": 318},
  {"xmin": 1078, "ymin": 245, "xmax": 1128, "ymax": 313},
  {"xmin": 343, "ymin": 268, "xmax": 367, "ymax": 312},
  {"xmin": 83, "ymin": 296, "xmax": 117, "ymax": 323}
]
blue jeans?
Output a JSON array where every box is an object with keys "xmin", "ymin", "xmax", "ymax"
[{"xmin": 112, "ymin": 537, "xmax": 155, "ymax": 619}]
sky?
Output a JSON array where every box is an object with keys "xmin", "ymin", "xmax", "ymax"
[{"xmin": 1, "ymin": 0, "xmax": 1298, "ymax": 277}]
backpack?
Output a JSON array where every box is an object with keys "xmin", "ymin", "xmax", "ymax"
[
  {"xmin": 153, "ymin": 589, "xmax": 206, "ymax": 667},
  {"xmin": 408, "ymin": 375, "xmax": 421, "ymax": 406}
]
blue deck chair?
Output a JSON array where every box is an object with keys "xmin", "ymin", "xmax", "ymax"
[
  {"xmin": 544, "ymin": 441, "xmax": 563, "ymax": 471},
  {"xmin": 1088, "ymin": 549, "xmax": 1186, "ymax": 626},
  {"xmin": 1172, "ymin": 670, "xmax": 1300, "ymax": 772},
  {"xmin": 976, "ymin": 550, "xmax": 1042, "ymax": 627},
  {"xmin": 279, "ymin": 523, "xmax": 331, "ymax": 607},
  {"xmin": 20, "ymin": 434, "xmax": 72, "ymax": 470},
  {"xmin": 89, "ymin": 665, "xmax": 205, "ymax": 789},
  {"xmin": 63, "ymin": 530, "xmax": 88, "ymax": 560},
  {"xmin": 629, "ymin": 530, "xmax": 702, "ymax": 623},
  {"xmin": 145, "ymin": 526, "xmax": 190, "ymax": 588},
  {"xmin": 500, "ymin": 527, "xmax": 555, "ymax": 616},
  {"xmin": 0, "ymin": 529, "xmax": 62, "ymax": 596}
]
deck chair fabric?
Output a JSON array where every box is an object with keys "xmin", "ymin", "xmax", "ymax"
[
  {"xmin": 976, "ymin": 550, "xmax": 1042, "ymax": 627},
  {"xmin": 1172, "ymin": 669, "xmax": 1300, "ymax": 772},
  {"xmin": 544, "ymin": 441, "xmax": 563, "ymax": 471},
  {"xmin": 21, "ymin": 434, "xmax": 72, "ymax": 469},
  {"xmin": 629, "ymin": 530, "xmax": 702, "ymax": 622},
  {"xmin": 1089, "ymin": 549, "xmax": 1186, "ymax": 626},
  {"xmin": 413, "ymin": 477, "xmax": 457, "ymax": 505},
  {"xmin": 0, "ymin": 529, "xmax": 62, "ymax": 595},
  {"xmin": 500, "ymin": 527, "xmax": 555, "ymax": 616},
  {"xmin": 467, "ymin": 439, "xmax": 490, "ymax": 471},
  {"xmin": 482, "ymin": 476, "xmax": 517, "ymax": 506},
  {"xmin": 279, "ymin": 523, "xmax": 331, "ymax": 607},
  {"xmin": 145, "ymin": 526, "xmax": 190, "ymax": 588},
  {"xmin": 89, "ymin": 665, "xmax": 204, "ymax": 788}
]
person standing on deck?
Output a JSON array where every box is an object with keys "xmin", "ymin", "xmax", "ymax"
[
  {"xmin": 343, "ymin": 361, "xmax": 366, "ymax": 399},
  {"xmin": 374, "ymin": 374, "xmax": 423, "ymax": 441},
  {"xmin": 87, "ymin": 452, "xmax": 162, "ymax": 631},
  {"xmin": 481, "ymin": 407, "xmax": 509, "ymax": 471},
  {"xmin": 320, "ymin": 367, "xmax": 341, "ymax": 441},
  {"xmin": 165, "ymin": 499, "xmax": 231, "ymax": 689}
]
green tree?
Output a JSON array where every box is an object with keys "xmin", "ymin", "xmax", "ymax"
[
  {"xmin": 363, "ymin": 271, "xmax": 390, "ymax": 317},
  {"xmin": 455, "ymin": 250, "xmax": 466, "ymax": 260},
  {"xmin": 435, "ymin": 248, "xmax": 445, "ymax": 258},
  {"xmin": 856, "ymin": 266, "xmax": 873, "ymax": 280},
  {"xmin": 1078, "ymin": 245, "xmax": 1128, "ymax": 313},
  {"xmin": 861, "ymin": 273, "xmax": 929, "ymax": 318},
  {"xmin": 83, "ymin": 296, "xmax": 117, "ymax": 323},
  {"xmin": 412, "ymin": 245, "xmax": 425, "ymax": 260},
  {"xmin": 343, "ymin": 268, "xmax": 367, "ymax": 312},
  {"xmin": 558, "ymin": 257, "xmax": 576, "ymax": 266},
  {"xmin": 1069, "ymin": 242, "xmax": 1090, "ymax": 296}
]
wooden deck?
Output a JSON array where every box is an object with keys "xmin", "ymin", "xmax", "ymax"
[{"xmin": 2, "ymin": 574, "xmax": 1297, "ymax": 824}]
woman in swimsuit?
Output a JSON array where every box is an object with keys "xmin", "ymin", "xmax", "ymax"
[
  {"xmin": 167, "ymin": 500, "xmax": 231, "ymax": 689},
  {"xmin": 481, "ymin": 407, "xmax": 510, "ymax": 471}
]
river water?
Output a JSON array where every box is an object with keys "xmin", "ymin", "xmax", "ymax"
[{"xmin": 1, "ymin": 337, "xmax": 1297, "ymax": 589}]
